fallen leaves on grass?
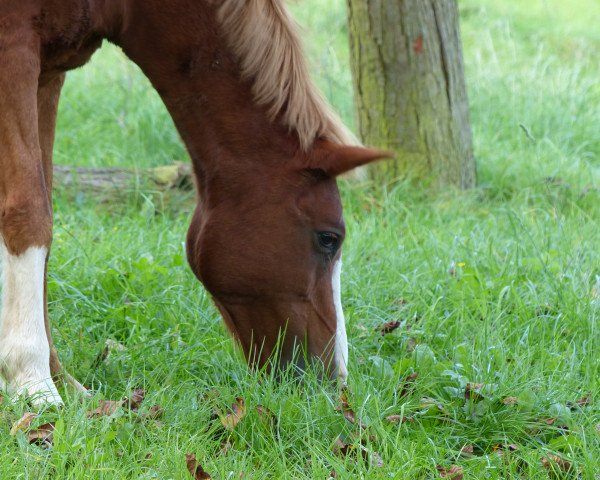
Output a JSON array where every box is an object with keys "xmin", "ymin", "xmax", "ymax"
[
  {"xmin": 218, "ymin": 397, "xmax": 246, "ymax": 431},
  {"xmin": 146, "ymin": 404, "xmax": 164, "ymax": 420},
  {"xmin": 336, "ymin": 388, "xmax": 367, "ymax": 429},
  {"xmin": 185, "ymin": 453, "xmax": 212, "ymax": 479},
  {"xmin": 201, "ymin": 389, "xmax": 221, "ymax": 402},
  {"xmin": 256, "ymin": 405, "xmax": 277, "ymax": 430},
  {"xmin": 436, "ymin": 465, "xmax": 464, "ymax": 479},
  {"xmin": 385, "ymin": 415, "xmax": 413, "ymax": 424},
  {"xmin": 332, "ymin": 436, "xmax": 383, "ymax": 468},
  {"xmin": 541, "ymin": 454, "xmax": 574, "ymax": 477},
  {"xmin": 86, "ymin": 388, "xmax": 148, "ymax": 418},
  {"xmin": 379, "ymin": 320, "xmax": 401, "ymax": 336},
  {"xmin": 459, "ymin": 444, "xmax": 474, "ymax": 458},
  {"xmin": 527, "ymin": 417, "xmax": 570, "ymax": 437},
  {"xmin": 87, "ymin": 399, "xmax": 124, "ymax": 418},
  {"xmin": 127, "ymin": 388, "xmax": 146, "ymax": 411},
  {"xmin": 10, "ymin": 413, "xmax": 55, "ymax": 448},
  {"xmin": 333, "ymin": 437, "xmax": 350, "ymax": 457},
  {"xmin": 567, "ymin": 393, "xmax": 592, "ymax": 410},
  {"xmin": 502, "ymin": 396, "xmax": 519, "ymax": 406},
  {"xmin": 10, "ymin": 412, "xmax": 37, "ymax": 436},
  {"xmin": 398, "ymin": 372, "xmax": 418, "ymax": 398},
  {"xmin": 464, "ymin": 383, "xmax": 485, "ymax": 402},
  {"xmin": 219, "ymin": 441, "xmax": 233, "ymax": 456},
  {"xmin": 492, "ymin": 443, "xmax": 520, "ymax": 461},
  {"xmin": 27, "ymin": 422, "xmax": 55, "ymax": 448}
]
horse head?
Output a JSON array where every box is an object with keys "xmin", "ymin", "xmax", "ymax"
[{"xmin": 186, "ymin": 141, "xmax": 389, "ymax": 380}]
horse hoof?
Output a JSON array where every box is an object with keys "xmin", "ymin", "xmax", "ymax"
[{"xmin": 9, "ymin": 378, "xmax": 64, "ymax": 408}]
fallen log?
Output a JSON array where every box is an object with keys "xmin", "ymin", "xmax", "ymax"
[{"xmin": 53, "ymin": 162, "xmax": 193, "ymax": 191}]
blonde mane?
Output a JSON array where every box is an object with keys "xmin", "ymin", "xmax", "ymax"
[{"xmin": 218, "ymin": 0, "xmax": 358, "ymax": 150}]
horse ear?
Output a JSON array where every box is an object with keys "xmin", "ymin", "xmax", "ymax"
[{"xmin": 310, "ymin": 142, "xmax": 394, "ymax": 177}]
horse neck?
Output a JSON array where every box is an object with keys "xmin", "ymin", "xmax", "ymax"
[{"xmin": 98, "ymin": 0, "xmax": 299, "ymax": 192}]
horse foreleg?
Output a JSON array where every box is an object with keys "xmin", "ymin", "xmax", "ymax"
[
  {"xmin": 37, "ymin": 74, "xmax": 90, "ymax": 396},
  {"xmin": 0, "ymin": 38, "xmax": 63, "ymax": 406}
]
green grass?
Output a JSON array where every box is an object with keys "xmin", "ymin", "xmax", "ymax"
[{"xmin": 1, "ymin": 0, "xmax": 599, "ymax": 478}]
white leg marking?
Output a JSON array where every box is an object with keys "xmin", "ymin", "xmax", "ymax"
[
  {"xmin": 0, "ymin": 243, "xmax": 62, "ymax": 406},
  {"xmin": 332, "ymin": 259, "xmax": 348, "ymax": 383}
]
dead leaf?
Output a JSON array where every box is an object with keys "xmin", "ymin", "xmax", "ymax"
[
  {"xmin": 87, "ymin": 388, "xmax": 147, "ymax": 418},
  {"xmin": 502, "ymin": 396, "xmax": 519, "ymax": 406},
  {"xmin": 126, "ymin": 388, "xmax": 146, "ymax": 411},
  {"xmin": 332, "ymin": 436, "xmax": 383, "ymax": 467},
  {"xmin": 333, "ymin": 436, "xmax": 351, "ymax": 457},
  {"xmin": 436, "ymin": 465, "xmax": 464, "ymax": 479},
  {"xmin": 398, "ymin": 372, "xmax": 418, "ymax": 398},
  {"xmin": 464, "ymin": 383, "xmax": 485, "ymax": 402},
  {"xmin": 492, "ymin": 444, "xmax": 519, "ymax": 455},
  {"xmin": 567, "ymin": 393, "xmax": 592, "ymax": 410},
  {"xmin": 28, "ymin": 422, "xmax": 55, "ymax": 448},
  {"xmin": 541, "ymin": 454, "xmax": 573, "ymax": 476},
  {"xmin": 595, "ymin": 424, "xmax": 600, "ymax": 433},
  {"xmin": 540, "ymin": 418, "xmax": 557, "ymax": 426},
  {"xmin": 219, "ymin": 397, "xmax": 246, "ymax": 430},
  {"xmin": 380, "ymin": 320, "xmax": 401, "ymax": 336},
  {"xmin": 146, "ymin": 404, "xmax": 164, "ymax": 420},
  {"xmin": 219, "ymin": 441, "xmax": 233, "ymax": 456},
  {"xmin": 337, "ymin": 388, "xmax": 367, "ymax": 429},
  {"xmin": 406, "ymin": 337, "xmax": 417, "ymax": 353},
  {"xmin": 459, "ymin": 444, "xmax": 474, "ymax": 458},
  {"xmin": 185, "ymin": 453, "xmax": 212, "ymax": 480},
  {"xmin": 385, "ymin": 415, "xmax": 413, "ymax": 424},
  {"xmin": 202, "ymin": 389, "xmax": 221, "ymax": 402},
  {"xmin": 576, "ymin": 394, "xmax": 592, "ymax": 407},
  {"xmin": 10, "ymin": 412, "xmax": 37, "ymax": 436},
  {"xmin": 87, "ymin": 399, "xmax": 124, "ymax": 417},
  {"xmin": 256, "ymin": 405, "xmax": 277, "ymax": 429}
]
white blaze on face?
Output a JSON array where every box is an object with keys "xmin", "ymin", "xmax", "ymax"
[
  {"xmin": 0, "ymin": 243, "xmax": 62, "ymax": 405},
  {"xmin": 331, "ymin": 259, "xmax": 348, "ymax": 383}
]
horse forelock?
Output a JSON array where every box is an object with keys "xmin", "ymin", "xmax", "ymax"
[{"xmin": 217, "ymin": 0, "xmax": 358, "ymax": 150}]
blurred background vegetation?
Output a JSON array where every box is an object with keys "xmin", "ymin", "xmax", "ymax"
[{"xmin": 55, "ymin": 0, "xmax": 599, "ymax": 196}]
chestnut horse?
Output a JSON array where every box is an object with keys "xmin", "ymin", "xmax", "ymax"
[{"xmin": 0, "ymin": 0, "xmax": 388, "ymax": 405}]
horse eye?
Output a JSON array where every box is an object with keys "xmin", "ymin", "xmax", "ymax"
[{"xmin": 317, "ymin": 232, "xmax": 341, "ymax": 254}]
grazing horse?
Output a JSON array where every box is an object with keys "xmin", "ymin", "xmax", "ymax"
[{"xmin": 0, "ymin": 0, "xmax": 388, "ymax": 405}]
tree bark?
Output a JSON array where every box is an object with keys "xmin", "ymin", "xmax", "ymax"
[{"xmin": 347, "ymin": 0, "xmax": 476, "ymax": 188}]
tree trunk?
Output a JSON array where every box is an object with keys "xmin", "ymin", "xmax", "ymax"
[{"xmin": 347, "ymin": 0, "xmax": 476, "ymax": 188}]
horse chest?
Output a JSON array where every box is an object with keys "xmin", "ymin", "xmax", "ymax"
[
  {"xmin": 33, "ymin": 0, "xmax": 103, "ymax": 75},
  {"xmin": 39, "ymin": 35, "xmax": 102, "ymax": 76}
]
